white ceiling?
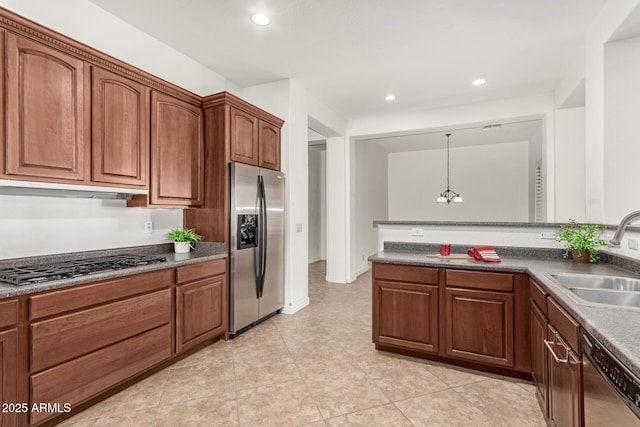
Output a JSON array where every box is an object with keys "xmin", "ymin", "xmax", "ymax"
[
  {"xmin": 362, "ymin": 119, "xmax": 541, "ymax": 153},
  {"xmin": 90, "ymin": 0, "xmax": 606, "ymax": 119}
]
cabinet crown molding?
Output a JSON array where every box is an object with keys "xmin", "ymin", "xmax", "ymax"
[{"xmin": 203, "ymin": 91, "xmax": 285, "ymax": 128}]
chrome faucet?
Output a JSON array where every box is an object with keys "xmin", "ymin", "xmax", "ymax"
[{"xmin": 609, "ymin": 210, "xmax": 640, "ymax": 247}]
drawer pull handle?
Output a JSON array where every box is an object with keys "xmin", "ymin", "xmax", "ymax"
[{"xmin": 544, "ymin": 335, "xmax": 570, "ymax": 364}]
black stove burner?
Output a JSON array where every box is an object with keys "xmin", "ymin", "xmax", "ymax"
[{"xmin": 0, "ymin": 254, "xmax": 167, "ymax": 286}]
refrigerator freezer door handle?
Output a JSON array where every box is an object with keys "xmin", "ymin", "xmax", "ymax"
[{"xmin": 254, "ymin": 177, "xmax": 264, "ymax": 299}]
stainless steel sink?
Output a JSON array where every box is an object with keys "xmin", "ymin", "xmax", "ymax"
[
  {"xmin": 548, "ymin": 273, "xmax": 640, "ymax": 292},
  {"xmin": 546, "ymin": 272, "xmax": 640, "ymax": 309},
  {"xmin": 568, "ymin": 288, "xmax": 640, "ymax": 309}
]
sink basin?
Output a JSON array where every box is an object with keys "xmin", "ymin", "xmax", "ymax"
[
  {"xmin": 548, "ymin": 273, "xmax": 640, "ymax": 292},
  {"xmin": 568, "ymin": 288, "xmax": 640, "ymax": 309},
  {"xmin": 546, "ymin": 272, "xmax": 640, "ymax": 309}
]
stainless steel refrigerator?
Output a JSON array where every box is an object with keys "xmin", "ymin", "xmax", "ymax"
[{"xmin": 229, "ymin": 162, "xmax": 285, "ymax": 336}]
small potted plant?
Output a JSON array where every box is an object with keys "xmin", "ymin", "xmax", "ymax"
[
  {"xmin": 165, "ymin": 228, "xmax": 203, "ymax": 253},
  {"xmin": 556, "ymin": 220, "xmax": 607, "ymax": 263}
]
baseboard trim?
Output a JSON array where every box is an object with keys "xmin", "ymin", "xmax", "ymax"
[{"xmin": 280, "ymin": 297, "xmax": 310, "ymax": 314}]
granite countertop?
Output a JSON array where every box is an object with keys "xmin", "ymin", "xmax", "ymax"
[
  {"xmin": 369, "ymin": 242, "xmax": 640, "ymax": 379},
  {"xmin": 0, "ymin": 242, "xmax": 227, "ymax": 299}
]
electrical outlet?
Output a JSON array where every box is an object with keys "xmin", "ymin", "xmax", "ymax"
[
  {"xmin": 296, "ymin": 223, "xmax": 303, "ymax": 232},
  {"xmin": 411, "ymin": 228, "xmax": 425, "ymax": 237},
  {"xmin": 144, "ymin": 221, "xmax": 153, "ymax": 233},
  {"xmin": 629, "ymin": 239, "xmax": 638, "ymax": 250},
  {"xmin": 540, "ymin": 232, "xmax": 556, "ymax": 240}
]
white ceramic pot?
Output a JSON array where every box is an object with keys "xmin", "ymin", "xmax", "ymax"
[{"xmin": 174, "ymin": 242, "xmax": 191, "ymax": 253}]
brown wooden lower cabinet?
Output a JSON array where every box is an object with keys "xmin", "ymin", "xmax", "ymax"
[
  {"xmin": 175, "ymin": 259, "xmax": 228, "ymax": 353},
  {"xmin": 176, "ymin": 275, "xmax": 227, "ymax": 353},
  {"xmin": 372, "ymin": 263, "xmax": 526, "ymax": 375},
  {"xmin": 30, "ymin": 324, "xmax": 172, "ymax": 425},
  {"xmin": 0, "ymin": 329, "xmax": 18, "ymax": 427},
  {"xmin": 547, "ymin": 324, "xmax": 583, "ymax": 427},
  {"xmin": 30, "ymin": 289, "xmax": 171, "ymax": 373},
  {"xmin": 374, "ymin": 280, "xmax": 439, "ymax": 352},
  {"xmin": 530, "ymin": 300, "xmax": 549, "ymax": 418},
  {"xmin": 0, "ymin": 260, "xmax": 228, "ymax": 426},
  {"xmin": 444, "ymin": 287, "xmax": 514, "ymax": 367}
]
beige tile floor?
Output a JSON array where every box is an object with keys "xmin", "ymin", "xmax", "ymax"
[{"xmin": 61, "ymin": 261, "xmax": 546, "ymax": 426}]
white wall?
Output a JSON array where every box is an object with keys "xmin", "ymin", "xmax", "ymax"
[
  {"xmin": 584, "ymin": 0, "xmax": 640, "ymax": 223},
  {"xmin": 604, "ymin": 37, "xmax": 640, "ymax": 224},
  {"xmin": 388, "ymin": 141, "xmax": 530, "ymax": 222},
  {"xmin": 0, "ymin": 196, "xmax": 182, "ymax": 259},
  {"xmin": 0, "ymin": 0, "xmax": 237, "ymax": 260},
  {"xmin": 353, "ymin": 140, "xmax": 388, "ymax": 276},
  {"xmin": 555, "ymin": 107, "xmax": 587, "ymax": 222}
]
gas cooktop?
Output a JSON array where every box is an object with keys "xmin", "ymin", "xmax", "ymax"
[{"xmin": 0, "ymin": 254, "xmax": 167, "ymax": 286}]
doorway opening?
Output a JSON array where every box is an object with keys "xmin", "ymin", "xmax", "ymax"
[{"xmin": 308, "ymin": 128, "xmax": 327, "ymax": 266}]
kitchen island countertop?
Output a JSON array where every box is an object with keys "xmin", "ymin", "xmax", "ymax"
[
  {"xmin": 370, "ymin": 244, "xmax": 640, "ymax": 379},
  {"xmin": 0, "ymin": 242, "xmax": 227, "ymax": 299}
]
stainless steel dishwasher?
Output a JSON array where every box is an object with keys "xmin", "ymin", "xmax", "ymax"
[{"xmin": 582, "ymin": 331, "xmax": 640, "ymax": 426}]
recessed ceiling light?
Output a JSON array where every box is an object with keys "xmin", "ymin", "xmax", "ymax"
[
  {"xmin": 385, "ymin": 94, "xmax": 396, "ymax": 101},
  {"xmin": 472, "ymin": 78, "xmax": 486, "ymax": 86},
  {"xmin": 251, "ymin": 13, "xmax": 271, "ymax": 26}
]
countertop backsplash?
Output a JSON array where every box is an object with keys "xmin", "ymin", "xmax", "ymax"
[{"xmin": 0, "ymin": 195, "xmax": 184, "ymax": 260}]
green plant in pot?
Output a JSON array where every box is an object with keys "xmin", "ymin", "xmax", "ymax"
[
  {"xmin": 556, "ymin": 220, "xmax": 607, "ymax": 263},
  {"xmin": 165, "ymin": 228, "xmax": 203, "ymax": 253}
]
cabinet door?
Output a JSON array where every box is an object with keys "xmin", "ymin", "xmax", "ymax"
[
  {"xmin": 5, "ymin": 33, "xmax": 89, "ymax": 181},
  {"xmin": 444, "ymin": 287, "xmax": 514, "ymax": 367},
  {"xmin": 258, "ymin": 120, "xmax": 280, "ymax": 170},
  {"xmin": 230, "ymin": 106, "xmax": 259, "ymax": 166},
  {"xmin": 373, "ymin": 280, "xmax": 439, "ymax": 352},
  {"xmin": 150, "ymin": 92, "xmax": 203, "ymax": 206},
  {"xmin": 0, "ymin": 329, "xmax": 18, "ymax": 427},
  {"xmin": 547, "ymin": 325, "xmax": 583, "ymax": 427},
  {"xmin": 531, "ymin": 300, "xmax": 549, "ymax": 418},
  {"xmin": 176, "ymin": 274, "xmax": 227, "ymax": 353},
  {"xmin": 92, "ymin": 67, "xmax": 149, "ymax": 186}
]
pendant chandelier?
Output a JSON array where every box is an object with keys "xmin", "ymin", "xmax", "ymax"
[{"xmin": 436, "ymin": 133, "xmax": 463, "ymax": 204}]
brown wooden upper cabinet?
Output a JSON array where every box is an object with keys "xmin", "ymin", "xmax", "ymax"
[
  {"xmin": 4, "ymin": 33, "xmax": 90, "ymax": 182},
  {"xmin": 92, "ymin": 67, "xmax": 150, "ymax": 187},
  {"xmin": 229, "ymin": 106, "xmax": 259, "ymax": 165},
  {"xmin": 229, "ymin": 106, "xmax": 282, "ymax": 170},
  {"xmin": 207, "ymin": 92, "xmax": 284, "ymax": 171},
  {"xmin": 146, "ymin": 91, "xmax": 203, "ymax": 207},
  {"xmin": 259, "ymin": 120, "xmax": 281, "ymax": 170}
]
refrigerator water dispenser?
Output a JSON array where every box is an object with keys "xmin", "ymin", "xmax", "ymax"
[{"xmin": 237, "ymin": 214, "xmax": 258, "ymax": 249}]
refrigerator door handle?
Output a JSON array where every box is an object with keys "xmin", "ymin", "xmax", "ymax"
[
  {"xmin": 258, "ymin": 175, "xmax": 268, "ymax": 298},
  {"xmin": 254, "ymin": 177, "xmax": 264, "ymax": 299}
]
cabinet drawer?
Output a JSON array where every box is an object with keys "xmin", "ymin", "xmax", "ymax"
[
  {"xmin": 446, "ymin": 270, "xmax": 514, "ymax": 292},
  {"xmin": 548, "ymin": 298, "xmax": 580, "ymax": 352},
  {"xmin": 176, "ymin": 259, "xmax": 226, "ymax": 284},
  {"xmin": 31, "ymin": 289, "xmax": 171, "ymax": 373},
  {"xmin": 29, "ymin": 269, "xmax": 173, "ymax": 321},
  {"xmin": 0, "ymin": 299, "xmax": 18, "ymax": 329},
  {"xmin": 373, "ymin": 263, "xmax": 439, "ymax": 285},
  {"xmin": 30, "ymin": 324, "xmax": 171, "ymax": 425},
  {"xmin": 530, "ymin": 279, "xmax": 548, "ymax": 314}
]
